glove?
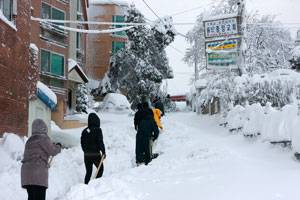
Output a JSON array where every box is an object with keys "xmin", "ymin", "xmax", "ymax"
[
  {"xmin": 103, "ymin": 153, "xmax": 106, "ymax": 159},
  {"xmin": 56, "ymin": 143, "xmax": 62, "ymax": 148}
]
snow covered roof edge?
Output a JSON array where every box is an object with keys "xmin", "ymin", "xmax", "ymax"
[
  {"xmin": 203, "ymin": 12, "xmax": 239, "ymax": 21},
  {"xmin": 68, "ymin": 58, "xmax": 89, "ymax": 83},
  {"xmin": 89, "ymin": 0, "xmax": 128, "ymax": 6}
]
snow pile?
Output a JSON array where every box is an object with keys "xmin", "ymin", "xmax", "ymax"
[
  {"xmin": 242, "ymin": 103, "xmax": 264, "ymax": 136},
  {"xmin": 29, "ymin": 43, "xmax": 38, "ymax": 52},
  {"xmin": 226, "ymin": 105, "xmax": 245, "ymax": 130},
  {"xmin": 195, "ymin": 79, "xmax": 207, "ymax": 89},
  {"xmin": 225, "ymin": 102, "xmax": 300, "ymax": 152}
]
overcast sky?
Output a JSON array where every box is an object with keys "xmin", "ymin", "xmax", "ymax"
[{"xmin": 128, "ymin": 0, "xmax": 300, "ymax": 95}]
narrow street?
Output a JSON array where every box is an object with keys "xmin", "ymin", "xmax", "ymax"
[{"xmin": 57, "ymin": 112, "xmax": 300, "ymax": 200}]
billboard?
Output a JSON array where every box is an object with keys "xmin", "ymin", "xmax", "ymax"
[
  {"xmin": 206, "ymin": 40, "xmax": 238, "ymax": 69},
  {"xmin": 204, "ymin": 18, "xmax": 238, "ymax": 38}
]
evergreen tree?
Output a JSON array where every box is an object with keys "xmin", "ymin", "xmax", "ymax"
[
  {"xmin": 76, "ymin": 84, "xmax": 89, "ymax": 114},
  {"xmin": 100, "ymin": 4, "xmax": 176, "ymax": 108}
]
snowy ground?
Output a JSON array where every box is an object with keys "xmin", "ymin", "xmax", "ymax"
[{"xmin": 1, "ymin": 111, "xmax": 300, "ymax": 200}]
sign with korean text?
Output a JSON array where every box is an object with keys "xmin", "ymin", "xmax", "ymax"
[
  {"xmin": 206, "ymin": 40, "xmax": 238, "ymax": 69},
  {"xmin": 205, "ymin": 18, "xmax": 238, "ymax": 38}
]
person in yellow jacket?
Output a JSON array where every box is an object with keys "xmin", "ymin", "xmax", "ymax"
[{"xmin": 153, "ymin": 105, "xmax": 163, "ymax": 130}]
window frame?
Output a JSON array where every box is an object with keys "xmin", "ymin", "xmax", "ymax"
[
  {"xmin": 112, "ymin": 15, "xmax": 126, "ymax": 36},
  {"xmin": 40, "ymin": 48, "xmax": 66, "ymax": 79},
  {"xmin": 0, "ymin": 0, "xmax": 15, "ymax": 22}
]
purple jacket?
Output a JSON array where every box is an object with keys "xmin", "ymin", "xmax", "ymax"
[{"xmin": 21, "ymin": 119, "xmax": 61, "ymax": 188}]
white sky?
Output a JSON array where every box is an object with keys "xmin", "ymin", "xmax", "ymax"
[{"xmin": 128, "ymin": 0, "xmax": 300, "ymax": 95}]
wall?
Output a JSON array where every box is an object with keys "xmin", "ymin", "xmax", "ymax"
[
  {"xmin": 87, "ymin": 4, "xmax": 127, "ymax": 81},
  {"xmin": 0, "ymin": 0, "xmax": 38, "ymax": 137}
]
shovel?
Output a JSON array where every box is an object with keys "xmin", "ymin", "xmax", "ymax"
[{"xmin": 93, "ymin": 155, "xmax": 105, "ymax": 179}]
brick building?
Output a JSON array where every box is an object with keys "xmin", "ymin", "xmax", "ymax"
[
  {"xmin": 0, "ymin": 0, "xmax": 90, "ymax": 137},
  {"xmin": 87, "ymin": 1, "xmax": 128, "ymax": 84},
  {"xmin": 0, "ymin": 0, "xmax": 39, "ymax": 137}
]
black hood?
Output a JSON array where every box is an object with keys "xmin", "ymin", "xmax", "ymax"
[
  {"xmin": 88, "ymin": 113, "xmax": 100, "ymax": 128},
  {"xmin": 137, "ymin": 103, "xmax": 143, "ymax": 111}
]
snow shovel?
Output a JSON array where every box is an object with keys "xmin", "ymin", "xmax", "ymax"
[
  {"xmin": 93, "ymin": 155, "xmax": 105, "ymax": 179},
  {"xmin": 49, "ymin": 156, "xmax": 54, "ymax": 167}
]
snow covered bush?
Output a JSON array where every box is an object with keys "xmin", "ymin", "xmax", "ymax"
[
  {"xmin": 198, "ymin": 69, "xmax": 300, "ymax": 115},
  {"xmin": 242, "ymin": 103, "xmax": 264, "ymax": 136},
  {"xmin": 289, "ymin": 46, "xmax": 300, "ymax": 71},
  {"xmin": 226, "ymin": 105, "xmax": 246, "ymax": 131}
]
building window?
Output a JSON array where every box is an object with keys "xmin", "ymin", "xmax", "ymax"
[
  {"xmin": 112, "ymin": 41, "xmax": 125, "ymax": 54},
  {"xmin": 76, "ymin": 32, "xmax": 82, "ymax": 50},
  {"xmin": 0, "ymin": 0, "xmax": 16, "ymax": 22},
  {"xmin": 41, "ymin": 49, "xmax": 65, "ymax": 78},
  {"xmin": 77, "ymin": 0, "xmax": 82, "ymax": 13},
  {"xmin": 40, "ymin": 2, "xmax": 67, "ymax": 45},
  {"xmin": 112, "ymin": 15, "xmax": 126, "ymax": 36}
]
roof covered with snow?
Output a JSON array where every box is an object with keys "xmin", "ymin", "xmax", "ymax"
[
  {"xmin": 68, "ymin": 59, "xmax": 89, "ymax": 83},
  {"xmin": 89, "ymin": 0, "xmax": 128, "ymax": 6},
  {"xmin": 37, "ymin": 81, "xmax": 57, "ymax": 105}
]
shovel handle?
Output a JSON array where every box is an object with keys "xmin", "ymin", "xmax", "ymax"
[
  {"xmin": 93, "ymin": 155, "xmax": 105, "ymax": 179},
  {"xmin": 49, "ymin": 156, "xmax": 54, "ymax": 166}
]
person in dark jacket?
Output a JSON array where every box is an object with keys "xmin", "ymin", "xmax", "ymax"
[
  {"xmin": 153, "ymin": 97, "xmax": 165, "ymax": 116},
  {"xmin": 134, "ymin": 103, "xmax": 144, "ymax": 131},
  {"xmin": 81, "ymin": 113, "xmax": 106, "ymax": 184},
  {"xmin": 135, "ymin": 113, "xmax": 159, "ymax": 165},
  {"xmin": 142, "ymin": 101, "xmax": 154, "ymax": 117},
  {"xmin": 21, "ymin": 119, "xmax": 61, "ymax": 200}
]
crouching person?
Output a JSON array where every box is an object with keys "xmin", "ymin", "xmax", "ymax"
[
  {"xmin": 81, "ymin": 113, "xmax": 106, "ymax": 184},
  {"xmin": 21, "ymin": 119, "xmax": 61, "ymax": 200},
  {"xmin": 136, "ymin": 113, "xmax": 159, "ymax": 166}
]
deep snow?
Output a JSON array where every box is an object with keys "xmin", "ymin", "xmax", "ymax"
[{"xmin": 1, "ymin": 111, "xmax": 300, "ymax": 200}]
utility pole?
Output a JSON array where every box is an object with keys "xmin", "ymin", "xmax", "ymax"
[{"xmin": 238, "ymin": 0, "xmax": 245, "ymax": 76}]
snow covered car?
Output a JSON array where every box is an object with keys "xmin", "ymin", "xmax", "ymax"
[{"xmin": 101, "ymin": 93, "xmax": 131, "ymax": 112}]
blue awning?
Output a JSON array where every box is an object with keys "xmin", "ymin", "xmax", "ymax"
[{"xmin": 37, "ymin": 88, "xmax": 56, "ymax": 110}]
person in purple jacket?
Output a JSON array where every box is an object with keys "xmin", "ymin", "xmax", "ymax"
[{"xmin": 21, "ymin": 119, "xmax": 61, "ymax": 200}]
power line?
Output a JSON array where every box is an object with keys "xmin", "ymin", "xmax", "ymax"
[
  {"xmin": 169, "ymin": 45, "xmax": 185, "ymax": 55},
  {"xmin": 142, "ymin": 0, "xmax": 164, "ymax": 24},
  {"xmin": 171, "ymin": 2, "xmax": 219, "ymax": 17}
]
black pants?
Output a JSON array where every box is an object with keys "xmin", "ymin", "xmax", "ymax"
[
  {"xmin": 84, "ymin": 155, "xmax": 104, "ymax": 184},
  {"xmin": 25, "ymin": 185, "xmax": 46, "ymax": 200},
  {"xmin": 136, "ymin": 135, "xmax": 152, "ymax": 165}
]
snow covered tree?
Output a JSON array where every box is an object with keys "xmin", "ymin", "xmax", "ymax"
[
  {"xmin": 76, "ymin": 84, "xmax": 89, "ymax": 113},
  {"xmin": 185, "ymin": 0, "xmax": 295, "ymax": 114},
  {"xmin": 244, "ymin": 13, "xmax": 293, "ymax": 74},
  {"xmin": 100, "ymin": 4, "xmax": 176, "ymax": 108},
  {"xmin": 290, "ymin": 46, "xmax": 300, "ymax": 71}
]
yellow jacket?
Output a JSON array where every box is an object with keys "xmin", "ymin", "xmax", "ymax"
[{"xmin": 153, "ymin": 108, "xmax": 163, "ymax": 130}]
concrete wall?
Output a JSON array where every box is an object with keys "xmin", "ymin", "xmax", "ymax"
[{"xmin": 28, "ymin": 99, "xmax": 51, "ymax": 137}]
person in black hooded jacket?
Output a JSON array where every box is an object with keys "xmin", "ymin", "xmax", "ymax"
[
  {"xmin": 81, "ymin": 113, "xmax": 106, "ymax": 184},
  {"xmin": 136, "ymin": 112, "xmax": 159, "ymax": 165},
  {"xmin": 134, "ymin": 103, "xmax": 143, "ymax": 131}
]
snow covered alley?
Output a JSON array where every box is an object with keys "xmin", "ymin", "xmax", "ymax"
[{"xmin": 1, "ymin": 112, "xmax": 300, "ymax": 200}]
